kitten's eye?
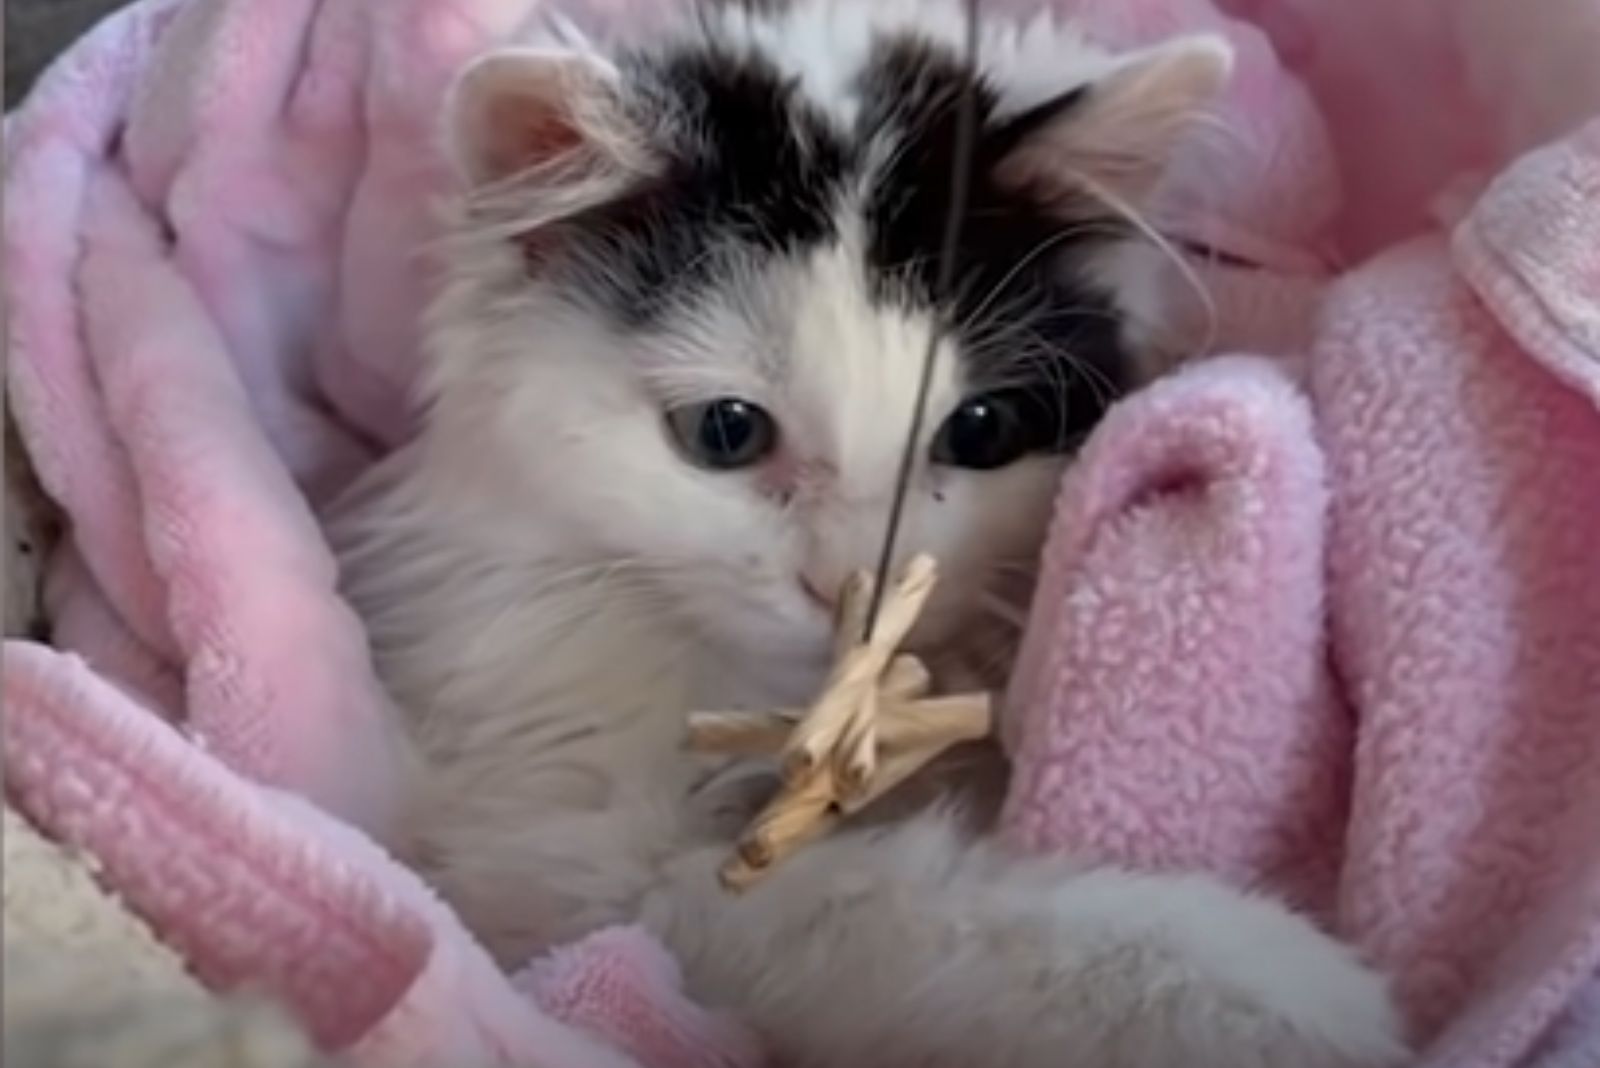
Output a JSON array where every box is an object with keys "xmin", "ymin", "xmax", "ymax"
[
  {"xmin": 930, "ymin": 393, "xmax": 1032, "ymax": 470},
  {"xmin": 665, "ymin": 397, "xmax": 778, "ymax": 470}
]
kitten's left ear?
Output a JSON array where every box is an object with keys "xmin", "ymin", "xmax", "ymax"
[
  {"xmin": 992, "ymin": 35, "xmax": 1233, "ymax": 210},
  {"xmin": 444, "ymin": 46, "xmax": 657, "ymax": 192}
]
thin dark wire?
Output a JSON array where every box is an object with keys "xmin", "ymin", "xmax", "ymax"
[{"xmin": 861, "ymin": 0, "xmax": 982, "ymax": 641}]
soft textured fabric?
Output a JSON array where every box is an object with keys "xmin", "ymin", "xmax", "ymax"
[
  {"xmin": 3, "ymin": 804, "xmax": 334, "ymax": 1068},
  {"xmin": 4, "ymin": 0, "xmax": 1598, "ymax": 1066},
  {"xmin": 3, "ymin": 642, "xmax": 759, "ymax": 1068}
]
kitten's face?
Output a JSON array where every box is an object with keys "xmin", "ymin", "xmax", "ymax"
[{"xmin": 424, "ymin": 2, "xmax": 1230, "ymax": 690}]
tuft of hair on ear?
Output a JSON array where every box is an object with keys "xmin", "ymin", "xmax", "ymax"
[
  {"xmin": 990, "ymin": 34, "xmax": 1234, "ymax": 213},
  {"xmin": 443, "ymin": 47, "xmax": 661, "ymax": 230}
]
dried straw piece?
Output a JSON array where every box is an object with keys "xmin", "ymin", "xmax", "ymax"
[
  {"xmin": 881, "ymin": 655, "xmax": 931, "ymax": 701},
  {"xmin": 837, "ymin": 698, "xmax": 992, "ymax": 816},
  {"xmin": 687, "ymin": 553, "xmax": 993, "ymax": 891},
  {"xmin": 685, "ymin": 710, "xmax": 797, "ymax": 756},
  {"xmin": 733, "ymin": 766, "xmax": 838, "ymax": 871},
  {"xmin": 781, "ymin": 555, "xmax": 937, "ymax": 782},
  {"xmin": 687, "ymin": 692, "xmax": 988, "ymax": 757},
  {"xmin": 874, "ymin": 692, "xmax": 991, "ymax": 750}
]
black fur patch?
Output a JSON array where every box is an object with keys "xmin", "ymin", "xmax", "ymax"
[
  {"xmin": 856, "ymin": 37, "xmax": 1131, "ymax": 437},
  {"xmin": 554, "ymin": 45, "xmax": 848, "ymax": 327},
  {"xmin": 547, "ymin": 23, "xmax": 1134, "ymax": 448}
]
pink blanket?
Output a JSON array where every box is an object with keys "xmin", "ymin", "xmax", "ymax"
[{"xmin": 5, "ymin": 0, "xmax": 1599, "ymax": 1066}]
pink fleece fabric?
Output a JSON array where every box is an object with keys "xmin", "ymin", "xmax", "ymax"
[{"xmin": 4, "ymin": 0, "xmax": 1599, "ymax": 1066}]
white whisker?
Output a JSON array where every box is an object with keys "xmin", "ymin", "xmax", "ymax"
[{"xmin": 1057, "ymin": 162, "xmax": 1220, "ymax": 358}]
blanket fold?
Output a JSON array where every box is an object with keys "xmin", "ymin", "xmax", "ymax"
[
  {"xmin": 3, "ymin": 641, "xmax": 759, "ymax": 1068},
  {"xmin": 5, "ymin": 0, "xmax": 1600, "ymax": 1066},
  {"xmin": 3, "ymin": 803, "xmax": 334, "ymax": 1068},
  {"xmin": 1003, "ymin": 354, "xmax": 1347, "ymax": 914}
]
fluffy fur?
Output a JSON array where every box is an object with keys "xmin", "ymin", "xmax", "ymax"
[{"xmin": 330, "ymin": 2, "xmax": 1408, "ymax": 1065}]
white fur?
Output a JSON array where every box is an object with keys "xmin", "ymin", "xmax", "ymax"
[
  {"xmin": 682, "ymin": 0, "xmax": 1119, "ymax": 127},
  {"xmin": 330, "ymin": 3, "xmax": 1409, "ymax": 1065}
]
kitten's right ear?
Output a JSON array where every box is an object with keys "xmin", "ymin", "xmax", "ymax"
[
  {"xmin": 444, "ymin": 48, "xmax": 656, "ymax": 192},
  {"xmin": 992, "ymin": 35, "xmax": 1233, "ymax": 211}
]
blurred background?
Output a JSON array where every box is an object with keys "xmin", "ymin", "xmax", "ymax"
[{"xmin": 7, "ymin": 0, "xmax": 135, "ymax": 103}]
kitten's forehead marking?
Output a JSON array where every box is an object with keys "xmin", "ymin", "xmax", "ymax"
[
  {"xmin": 533, "ymin": 1, "xmax": 1137, "ymax": 463},
  {"xmin": 577, "ymin": 23, "xmax": 1127, "ymax": 366},
  {"xmin": 693, "ymin": 0, "xmax": 1108, "ymax": 122},
  {"xmin": 779, "ymin": 231, "xmax": 963, "ymax": 486},
  {"xmin": 641, "ymin": 225, "xmax": 962, "ymax": 476}
]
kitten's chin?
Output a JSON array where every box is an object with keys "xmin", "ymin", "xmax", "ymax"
[
  {"xmin": 693, "ymin": 619, "xmax": 834, "ymax": 709},
  {"xmin": 690, "ymin": 599, "xmax": 1016, "ymax": 709}
]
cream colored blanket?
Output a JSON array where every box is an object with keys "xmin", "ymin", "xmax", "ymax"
[
  {"xmin": 4, "ymin": 351, "xmax": 325, "ymax": 1068},
  {"xmin": 2, "ymin": 805, "xmax": 331, "ymax": 1068}
]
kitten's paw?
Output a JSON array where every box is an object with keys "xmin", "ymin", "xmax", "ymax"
[
  {"xmin": 654, "ymin": 817, "xmax": 1410, "ymax": 1068},
  {"xmin": 1069, "ymin": 870, "xmax": 1411, "ymax": 1068}
]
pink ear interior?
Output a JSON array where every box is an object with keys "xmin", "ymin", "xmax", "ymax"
[
  {"xmin": 478, "ymin": 87, "xmax": 587, "ymax": 180},
  {"xmin": 996, "ymin": 35, "xmax": 1235, "ymax": 210},
  {"xmin": 447, "ymin": 50, "xmax": 632, "ymax": 187}
]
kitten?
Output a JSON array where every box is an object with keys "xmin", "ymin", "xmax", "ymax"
[{"xmin": 330, "ymin": 2, "xmax": 1408, "ymax": 1065}]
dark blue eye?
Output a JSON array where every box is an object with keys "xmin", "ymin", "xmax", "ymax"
[
  {"xmin": 930, "ymin": 393, "xmax": 1031, "ymax": 470},
  {"xmin": 666, "ymin": 397, "xmax": 778, "ymax": 470}
]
